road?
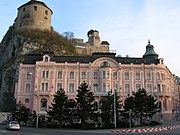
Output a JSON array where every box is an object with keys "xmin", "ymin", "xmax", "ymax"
[{"xmin": 0, "ymin": 122, "xmax": 180, "ymax": 135}]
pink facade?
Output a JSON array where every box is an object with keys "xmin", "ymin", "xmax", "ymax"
[{"xmin": 15, "ymin": 51, "xmax": 177, "ymax": 121}]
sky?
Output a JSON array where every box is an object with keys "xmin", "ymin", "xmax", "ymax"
[{"xmin": 0, "ymin": 0, "xmax": 180, "ymax": 76}]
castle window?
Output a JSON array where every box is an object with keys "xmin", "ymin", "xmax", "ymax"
[
  {"xmin": 45, "ymin": 10, "xmax": 48, "ymax": 15},
  {"xmin": 23, "ymin": 8, "xmax": 25, "ymax": 12},
  {"xmin": 34, "ymin": 6, "xmax": 37, "ymax": 10}
]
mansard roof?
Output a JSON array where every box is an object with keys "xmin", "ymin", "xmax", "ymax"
[{"xmin": 22, "ymin": 52, "xmax": 160, "ymax": 65}]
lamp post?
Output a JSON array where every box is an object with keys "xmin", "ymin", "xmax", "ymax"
[{"xmin": 114, "ymin": 89, "xmax": 117, "ymax": 128}]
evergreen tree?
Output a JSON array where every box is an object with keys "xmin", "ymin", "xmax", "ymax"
[
  {"xmin": 123, "ymin": 88, "xmax": 159, "ymax": 126},
  {"xmin": 47, "ymin": 89, "xmax": 68, "ymax": 128},
  {"xmin": 12, "ymin": 101, "xmax": 31, "ymax": 124},
  {"xmin": 76, "ymin": 82, "xmax": 95, "ymax": 128},
  {"xmin": 99, "ymin": 91, "xmax": 121, "ymax": 128}
]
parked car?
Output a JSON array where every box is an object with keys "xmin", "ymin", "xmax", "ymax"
[{"xmin": 6, "ymin": 121, "xmax": 20, "ymax": 130}]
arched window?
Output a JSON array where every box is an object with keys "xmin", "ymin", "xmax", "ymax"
[
  {"xmin": 101, "ymin": 61, "xmax": 110, "ymax": 67},
  {"xmin": 41, "ymin": 98, "xmax": 47, "ymax": 110}
]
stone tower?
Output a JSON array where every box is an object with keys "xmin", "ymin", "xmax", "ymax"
[
  {"xmin": 87, "ymin": 29, "xmax": 100, "ymax": 46},
  {"xmin": 14, "ymin": 0, "xmax": 53, "ymax": 30}
]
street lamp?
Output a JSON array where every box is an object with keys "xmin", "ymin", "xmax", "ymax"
[{"xmin": 114, "ymin": 89, "xmax": 116, "ymax": 128}]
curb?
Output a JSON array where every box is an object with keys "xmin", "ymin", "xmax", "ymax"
[{"xmin": 112, "ymin": 125, "xmax": 180, "ymax": 133}]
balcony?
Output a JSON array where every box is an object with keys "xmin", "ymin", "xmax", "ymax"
[
  {"xmin": 34, "ymin": 91, "xmax": 54, "ymax": 96},
  {"xmin": 154, "ymin": 92, "xmax": 171, "ymax": 98}
]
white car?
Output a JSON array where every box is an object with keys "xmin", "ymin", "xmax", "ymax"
[{"xmin": 6, "ymin": 121, "xmax": 20, "ymax": 130}]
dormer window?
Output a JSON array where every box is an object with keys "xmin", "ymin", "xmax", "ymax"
[
  {"xmin": 45, "ymin": 57, "xmax": 48, "ymax": 61},
  {"xmin": 43, "ymin": 55, "xmax": 50, "ymax": 62}
]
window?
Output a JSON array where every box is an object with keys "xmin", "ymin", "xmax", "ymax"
[
  {"xmin": 113, "ymin": 72, "xmax": 117, "ymax": 79},
  {"xmin": 93, "ymin": 84, "xmax": 98, "ymax": 92},
  {"xmin": 147, "ymin": 84, "xmax": 152, "ymax": 92},
  {"xmin": 136, "ymin": 72, "xmax": 140, "ymax": 80},
  {"xmin": 162, "ymin": 84, "xmax": 166, "ymax": 92},
  {"xmin": 23, "ymin": 8, "xmax": 25, "ymax": 12},
  {"xmin": 25, "ymin": 99, "xmax": 29, "ymax": 103},
  {"xmin": 41, "ymin": 98, "xmax": 47, "ymax": 110},
  {"xmin": 42, "ymin": 71, "xmax": 49, "ymax": 78},
  {"xmin": 113, "ymin": 84, "xmax": 118, "ymax": 91},
  {"xmin": 57, "ymin": 71, "xmax": 62, "ymax": 79},
  {"xmin": 146, "ymin": 72, "xmax": 151, "ymax": 80},
  {"xmin": 69, "ymin": 83, "xmax": 74, "ymax": 92},
  {"xmin": 102, "ymin": 71, "xmax": 109, "ymax": 79},
  {"xmin": 125, "ymin": 72, "xmax": 129, "ymax": 80},
  {"xmin": 81, "ymin": 72, "xmax": 86, "ymax": 79},
  {"xmin": 57, "ymin": 83, "xmax": 62, "ymax": 91},
  {"xmin": 157, "ymin": 72, "xmax": 160, "ymax": 80},
  {"xmin": 26, "ymin": 72, "xmax": 32, "ymax": 79},
  {"xmin": 45, "ymin": 56, "xmax": 48, "ymax": 61},
  {"xmin": 94, "ymin": 72, "xmax": 98, "ymax": 79},
  {"xmin": 101, "ymin": 61, "xmax": 110, "ymax": 67},
  {"xmin": 136, "ymin": 84, "xmax": 141, "ymax": 92},
  {"xmin": 107, "ymin": 83, "xmax": 110, "ymax": 91},
  {"xmin": 25, "ymin": 84, "xmax": 31, "ymax": 92},
  {"xmin": 34, "ymin": 6, "xmax": 37, "ymax": 10},
  {"xmin": 103, "ymin": 83, "xmax": 106, "ymax": 92},
  {"xmin": 45, "ymin": 10, "xmax": 48, "ymax": 15},
  {"xmin": 161, "ymin": 73, "xmax": 165, "ymax": 80},
  {"xmin": 42, "ymin": 83, "xmax": 48, "ymax": 91},
  {"xmin": 125, "ymin": 84, "xmax": 130, "ymax": 93},
  {"xmin": 102, "ymin": 71, "xmax": 106, "ymax": 79},
  {"xmin": 70, "ymin": 71, "xmax": 74, "ymax": 79},
  {"xmin": 157, "ymin": 84, "xmax": 161, "ymax": 92}
]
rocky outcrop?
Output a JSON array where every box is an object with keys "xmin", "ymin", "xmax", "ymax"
[{"xmin": 0, "ymin": 26, "xmax": 77, "ymax": 111}]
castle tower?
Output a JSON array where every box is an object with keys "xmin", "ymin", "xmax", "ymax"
[
  {"xmin": 14, "ymin": 0, "xmax": 53, "ymax": 30},
  {"xmin": 87, "ymin": 29, "xmax": 100, "ymax": 46}
]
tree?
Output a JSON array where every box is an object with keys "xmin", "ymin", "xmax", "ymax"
[
  {"xmin": 76, "ymin": 82, "xmax": 95, "ymax": 128},
  {"xmin": 123, "ymin": 88, "xmax": 159, "ymax": 126},
  {"xmin": 99, "ymin": 91, "xmax": 121, "ymax": 128},
  {"xmin": 63, "ymin": 31, "xmax": 74, "ymax": 41},
  {"xmin": 12, "ymin": 101, "xmax": 31, "ymax": 124},
  {"xmin": 47, "ymin": 89, "xmax": 68, "ymax": 128}
]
